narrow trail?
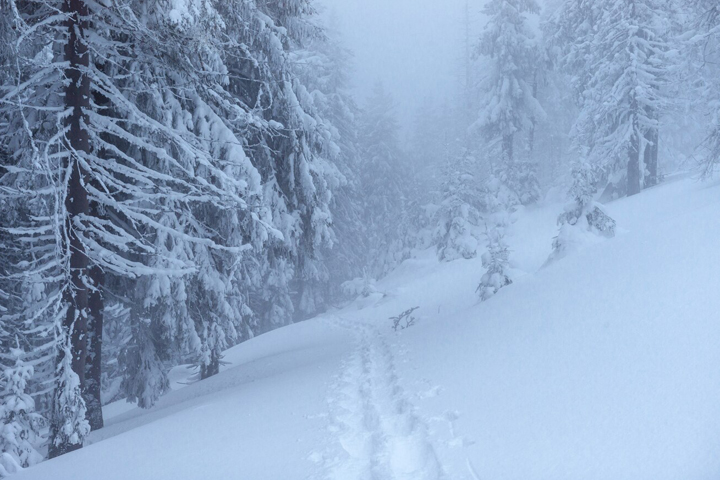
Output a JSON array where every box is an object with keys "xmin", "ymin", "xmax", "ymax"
[{"xmin": 321, "ymin": 317, "xmax": 446, "ymax": 480}]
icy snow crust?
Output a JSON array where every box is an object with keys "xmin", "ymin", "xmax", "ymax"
[{"xmin": 15, "ymin": 177, "xmax": 720, "ymax": 479}]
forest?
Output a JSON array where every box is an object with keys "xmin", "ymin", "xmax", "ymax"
[{"xmin": 1, "ymin": 0, "xmax": 720, "ymax": 477}]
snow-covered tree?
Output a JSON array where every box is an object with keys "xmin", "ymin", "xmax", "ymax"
[
  {"xmin": 474, "ymin": 0, "xmax": 545, "ymax": 205},
  {"xmin": 547, "ymin": 0, "xmax": 678, "ymax": 196},
  {"xmin": 99, "ymin": 303, "xmax": 130, "ymax": 406},
  {"xmin": 341, "ymin": 271, "xmax": 378, "ymax": 299},
  {"xmin": 435, "ymin": 149, "xmax": 482, "ymax": 261},
  {"xmin": 410, "ymin": 99, "xmax": 446, "ymax": 179},
  {"xmin": 225, "ymin": 0, "xmax": 343, "ymax": 327},
  {"xmin": 0, "ymin": 348, "xmax": 44, "ymax": 474},
  {"xmin": 292, "ymin": 25, "xmax": 367, "ymax": 302},
  {"xmin": 48, "ymin": 341, "xmax": 90, "ymax": 458},
  {"xmin": 477, "ymin": 226, "xmax": 512, "ymax": 301},
  {"xmin": 692, "ymin": 1, "xmax": 720, "ymax": 177},
  {"xmin": 358, "ymin": 83, "xmax": 412, "ymax": 277},
  {"xmin": 120, "ymin": 308, "xmax": 169, "ymax": 410},
  {"xmin": 477, "ymin": 176, "xmax": 515, "ymax": 301},
  {"xmin": 547, "ymin": 161, "xmax": 616, "ymax": 263},
  {"xmin": 0, "ymin": 0, "xmax": 269, "ymax": 447}
]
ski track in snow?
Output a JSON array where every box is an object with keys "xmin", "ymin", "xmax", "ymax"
[{"xmin": 319, "ymin": 316, "xmax": 446, "ymax": 480}]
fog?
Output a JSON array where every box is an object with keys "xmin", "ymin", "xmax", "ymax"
[
  {"xmin": 319, "ymin": 0, "xmax": 482, "ymax": 138},
  {"xmin": 4, "ymin": 1, "xmax": 719, "ymax": 478}
]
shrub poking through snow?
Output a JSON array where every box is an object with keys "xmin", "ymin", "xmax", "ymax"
[
  {"xmin": 477, "ymin": 174, "xmax": 515, "ymax": 301},
  {"xmin": 49, "ymin": 340, "xmax": 90, "ymax": 458},
  {"xmin": 477, "ymin": 220, "xmax": 513, "ymax": 301},
  {"xmin": 341, "ymin": 272, "xmax": 379, "ymax": 299},
  {"xmin": 390, "ymin": 307, "xmax": 419, "ymax": 331},
  {"xmin": 0, "ymin": 348, "xmax": 45, "ymax": 475},
  {"xmin": 548, "ymin": 162, "xmax": 616, "ymax": 263}
]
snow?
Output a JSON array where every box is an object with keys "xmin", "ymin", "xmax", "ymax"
[{"xmin": 14, "ymin": 177, "xmax": 720, "ymax": 479}]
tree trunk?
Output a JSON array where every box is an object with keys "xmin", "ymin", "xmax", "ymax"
[
  {"xmin": 83, "ymin": 264, "xmax": 104, "ymax": 431},
  {"xmin": 50, "ymin": 0, "xmax": 91, "ymax": 457},
  {"xmin": 201, "ymin": 349, "xmax": 220, "ymax": 379},
  {"xmin": 528, "ymin": 69, "xmax": 538, "ymax": 156},
  {"xmin": 627, "ymin": 130, "xmax": 642, "ymax": 196},
  {"xmin": 644, "ymin": 127, "xmax": 659, "ymax": 188},
  {"xmin": 502, "ymin": 133, "xmax": 514, "ymax": 165},
  {"xmin": 82, "ymin": 70, "xmax": 112, "ymax": 432}
]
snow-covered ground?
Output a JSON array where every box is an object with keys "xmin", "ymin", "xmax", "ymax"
[{"xmin": 16, "ymin": 177, "xmax": 720, "ymax": 479}]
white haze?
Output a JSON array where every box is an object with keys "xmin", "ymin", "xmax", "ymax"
[
  {"xmin": 318, "ymin": 0, "xmax": 559, "ymax": 140},
  {"xmin": 319, "ymin": 0, "xmax": 483, "ymax": 138}
]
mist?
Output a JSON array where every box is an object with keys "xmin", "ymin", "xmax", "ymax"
[
  {"xmin": 319, "ymin": 0, "xmax": 482, "ymax": 138},
  {"xmin": 3, "ymin": 1, "xmax": 720, "ymax": 478}
]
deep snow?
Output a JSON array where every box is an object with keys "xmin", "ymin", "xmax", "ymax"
[{"xmin": 15, "ymin": 177, "xmax": 720, "ymax": 479}]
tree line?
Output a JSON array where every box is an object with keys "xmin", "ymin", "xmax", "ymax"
[{"xmin": 0, "ymin": 0, "xmax": 719, "ymax": 473}]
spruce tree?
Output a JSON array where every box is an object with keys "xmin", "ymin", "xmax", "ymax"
[
  {"xmin": 547, "ymin": 161, "xmax": 616, "ymax": 263},
  {"xmin": 693, "ymin": 1, "xmax": 720, "ymax": 177},
  {"xmin": 358, "ymin": 83, "xmax": 411, "ymax": 277},
  {"xmin": 477, "ymin": 176, "xmax": 515, "ymax": 301},
  {"xmin": 1, "ymin": 0, "xmax": 268, "ymax": 448},
  {"xmin": 0, "ymin": 348, "xmax": 45, "ymax": 474},
  {"xmin": 294, "ymin": 27, "xmax": 368, "ymax": 300},
  {"xmin": 435, "ymin": 149, "xmax": 482, "ymax": 262},
  {"xmin": 0, "ymin": 0, "xmax": 360, "ymax": 458},
  {"xmin": 547, "ymin": 0, "xmax": 677, "ymax": 196},
  {"xmin": 474, "ymin": 0, "xmax": 545, "ymax": 205}
]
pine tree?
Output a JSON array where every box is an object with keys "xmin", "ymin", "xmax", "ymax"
[
  {"xmin": 477, "ymin": 176, "xmax": 515, "ymax": 301},
  {"xmin": 358, "ymin": 83, "xmax": 412, "ymax": 277},
  {"xmin": 547, "ymin": 0, "xmax": 677, "ymax": 196},
  {"xmin": 120, "ymin": 309, "xmax": 169, "ymax": 409},
  {"xmin": 99, "ymin": 303, "xmax": 130, "ymax": 406},
  {"xmin": 547, "ymin": 161, "xmax": 616, "ymax": 263},
  {"xmin": 435, "ymin": 148, "xmax": 482, "ymax": 261},
  {"xmin": 1, "ymin": 0, "xmax": 268, "ymax": 448},
  {"xmin": 478, "ymin": 224, "xmax": 513, "ymax": 301},
  {"xmin": 229, "ymin": 0, "xmax": 342, "ymax": 328},
  {"xmin": 460, "ymin": 1, "xmax": 478, "ymax": 140},
  {"xmin": 474, "ymin": 0, "xmax": 546, "ymax": 205},
  {"xmin": 0, "ymin": 0, "xmax": 359, "ymax": 457},
  {"xmin": 0, "ymin": 348, "xmax": 45, "ymax": 474},
  {"xmin": 48, "ymin": 340, "xmax": 90, "ymax": 458},
  {"xmin": 693, "ymin": 1, "xmax": 720, "ymax": 177},
  {"xmin": 291, "ymin": 25, "xmax": 367, "ymax": 302}
]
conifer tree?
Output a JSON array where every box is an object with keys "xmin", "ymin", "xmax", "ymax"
[
  {"xmin": 548, "ymin": 0, "xmax": 677, "ymax": 196},
  {"xmin": 0, "ymin": 348, "xmax": 45, "ymax": 474},
  {"xmin": 1, "ymin": 0, "xmax": 267, "ymax": 448},
  {"xmin": 0, "ymin": 0, "xmax": 360, "ymax": 459},
  {"xmin": 547, "ymin": 161, "xmax": 616, "ymax": 263},
  {"xmin": 295, "ymin": 28, "xmax": 368, "ymax": 299},
  {"xmin": 435, "ymin": 149, "xmax": 482, "ymax": 261},
  {"xmin": 693, "ymin": 1, "xmax": 720, "ymax": 177},
  {"xmin": 474, "ymin": 0, "xmax": 545, "ymax": 205},
  {"xmin": 358, "ymin": 83, "xmax": 411, "ymax": 277},
  {"xmin": 477, "ymin": 176, "xmax": 515, "ymax": 300}
]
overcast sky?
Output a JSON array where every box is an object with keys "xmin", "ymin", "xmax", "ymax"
[{"xmin": 318, "ymin": 0, "xmax": 483, "ymax": 138}]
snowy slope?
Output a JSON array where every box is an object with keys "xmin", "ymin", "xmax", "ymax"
[{"xmin": 15, "ymin": 178, "xmax": 720, "ymax": 480}]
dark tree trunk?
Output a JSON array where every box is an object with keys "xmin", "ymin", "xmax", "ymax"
[
  {"xmin": 528, "ymin": 69, "xmax": 538, "ymax": 156},
  {"xmin": 82, "ymin": 68, "xmax": 112, "ymax": 432},
  {"xmin": 644, "ymin": 126, "xmax": 659, "ymax": 188},
  {"xmin": 50, "ymin": 0, "xmax": 91, "ymax": 458},
  {"xmin": 83, "ymin": 263, "xmax": 104, "ymax": 431},
  {"xmin": 627, "ymin": 129, "xmax": 642, "ymax": 196},
  {"xmin": 502, "ymin": 133, "xmax": 514, "ymax": 165},
  {"xmin": 201, "ymin": 347, "xmax": 220, "ymax": 379}
]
